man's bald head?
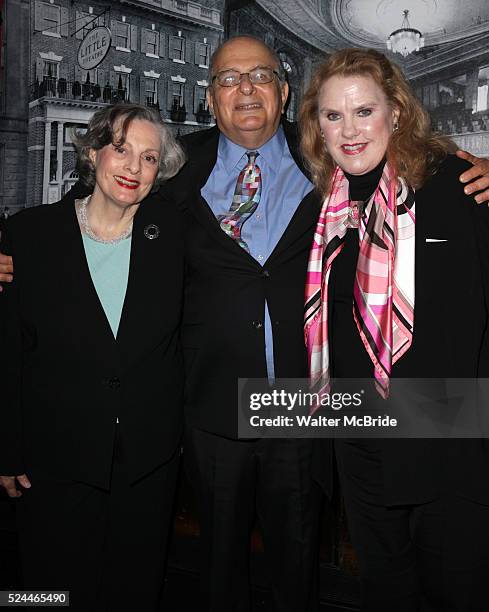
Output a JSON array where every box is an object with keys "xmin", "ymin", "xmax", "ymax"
[
  {"xmin": 207, "ymin": 36, "xmax": 289, "ymax": 149},
  {"xmin": 209, "ymin": 36, "xmax": 286, "ymax": 82}
]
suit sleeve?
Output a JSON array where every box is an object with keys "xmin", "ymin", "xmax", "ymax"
[
  {"xmin": 473, "ymin": 201, "xmax": 489, "ymax": 376},
  {"xmin": 0, "ymin": 220, "xmax": 25, "ymax": 475}
]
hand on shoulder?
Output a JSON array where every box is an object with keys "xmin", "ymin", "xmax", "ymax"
[{"xmin": 456, "ymin": 150, "xmax": 489, "ymax": 204}]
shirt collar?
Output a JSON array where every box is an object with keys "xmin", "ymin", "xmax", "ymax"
[{"xmin": 218, "ymin": 126, "xmax": 286, "ymax": 176}]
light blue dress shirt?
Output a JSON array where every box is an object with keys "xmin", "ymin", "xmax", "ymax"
[{"xmin": 201, "ymin": 127, "xmax": 313, "ymax": 380}]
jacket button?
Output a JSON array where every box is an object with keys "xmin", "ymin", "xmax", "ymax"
[
  {"xmin": 262, "ymin": 269, "xmax": 270, "ymax": 278},
  {"xmin": 252, "ymin": 321, "xmax": 264, "ymax": 329},
  {"xmin": 106, "ymin": 377, "xmax": 121, "ymax": 389}
]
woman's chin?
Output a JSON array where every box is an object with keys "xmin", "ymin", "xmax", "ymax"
[{"xmin": 338, "ymin": 159, "xmax": 377, "ymax": 176}]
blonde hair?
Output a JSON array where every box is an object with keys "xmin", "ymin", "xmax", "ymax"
[{"xmin": 299, "ymin": 48, "xmax": 453, "ymax": 196}]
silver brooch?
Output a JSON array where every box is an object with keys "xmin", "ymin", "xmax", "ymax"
[{"xmin": 144, "ymin": 224, "xmax": 160, "ymax": 240}]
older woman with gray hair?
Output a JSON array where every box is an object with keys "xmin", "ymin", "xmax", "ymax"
[{"xmin": 0, "ymin": 103, "xmax": 185, "ymax": 611}]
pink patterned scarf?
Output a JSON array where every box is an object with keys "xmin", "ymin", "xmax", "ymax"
[{"xmin": 304, "ymin": 163, "xmax": 416, "ymax": 398}]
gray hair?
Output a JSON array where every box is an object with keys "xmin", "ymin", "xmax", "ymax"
[
  {"xmin": 209, "ymin": 35, "xmax": 287, "ymax": 84},
  {"xmin": 74, "ymin": 103, "xmax": 186, "ymax": 189}
]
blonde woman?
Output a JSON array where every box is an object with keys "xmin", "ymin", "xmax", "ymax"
[{"xmin": 300, "ymin": 49, "xmax": 489, "ymax": 611}]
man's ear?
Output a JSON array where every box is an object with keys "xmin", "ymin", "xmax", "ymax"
[
  {"xmin": 280, "ymin": 81, "xmax": 289, "ymax": 114},
  {"xmin": 206, "ymin": 88, "xmax": 215, "ymax": 116}
]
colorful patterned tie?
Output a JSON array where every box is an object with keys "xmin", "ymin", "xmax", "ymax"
[{"xmin": 218, "ymin": 151, "xmax": 261, "ymax": 252}]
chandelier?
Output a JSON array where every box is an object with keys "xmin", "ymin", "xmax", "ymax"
[{"xmin": 386, "ymin": 9, "xmax": 425, "ymax": 57}]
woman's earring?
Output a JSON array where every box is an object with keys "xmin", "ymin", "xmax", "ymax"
[
  {"xmin": 393, "ymin": 122, "xmax": 399, "ymax": 132},
  {"xmin": 320, "ymin": 131, "xmax": 328, "ymax": 151}
]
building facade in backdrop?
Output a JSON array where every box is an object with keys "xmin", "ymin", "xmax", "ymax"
[
  {"xmin": 28, "ymin": 0, "xmax": 223, "ymax": 207},
  {"xmin": 229, "ymin": 1, "xmax": 489, "ymax": 157},
  {"xmin": 4, "ymin": 0, "xmax": 489, "ymax": 212},
  {"xmin": 0, "ymin": 0, "xmax": 30, "ymax": 217},
  {"xmin": 227, "ymin": 1, "xmax": 325, "ymax": 124}
]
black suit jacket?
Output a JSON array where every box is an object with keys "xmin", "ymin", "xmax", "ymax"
[
  {"xmin": 332, "ymin": 156, "xmax": 489, "ymax": 505},
  {"xmin": 0, "ymin": 191, "xmax": 184, "ymax": 488},
  {"xmin": 392, "ymin": 155, "xmax": 489, "ymax": 505},
  {"xmin": 161, "ymin": 121, "xmax": 324, "ymax": 440}
]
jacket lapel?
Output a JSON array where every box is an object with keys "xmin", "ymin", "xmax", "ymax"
[
  {"xmin": 266, "ymin": 121, "xmax": 321, "ymax": 264},
  {"xmin": 58, "ymin": 193, "xmax": 181, "ymax": 372},
  {"xmin": 266, "ymin": 188, "xmax": 322, "ymax": 266},
  {"xmin": 172, "ymin": 122, "xmax": 321, "ymax": 267},
  {"xmin": 115, "ymin": 197, "xmax": 182, "ymax": 370},
  {"xmin": 192, "ymin": 192, "xmax": 262, "ymax": 266},
  {"xmin": 57, "ymin": 198, "xmax": 119, "ymax": 353},
  {"xmin": 281, "ymin": 119, "xmax": 311, "ymax": 179},
  {"xmin": 173, "ymin": 127, "xmax": 261, "ymax": 266},
  {"xmin": 414, "ymin": 192, "xmax": 428, "ymax": 305}
]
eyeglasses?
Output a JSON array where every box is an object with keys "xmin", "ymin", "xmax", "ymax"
[{"xmin": 212, "ymin": 66, "xmax": 281, "ymax": 88}]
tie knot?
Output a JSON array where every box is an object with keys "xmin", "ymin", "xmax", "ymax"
[{"xmin": 246, "ymin": 151, "xmax": 259, "ymax": 164}]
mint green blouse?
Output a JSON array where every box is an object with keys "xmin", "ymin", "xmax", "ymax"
[{"xmin": 82, "ymin": 234, "xmax": 132, "ymax": 337}]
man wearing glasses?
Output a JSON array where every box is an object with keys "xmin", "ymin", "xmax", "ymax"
[
  {"xmin": 168, "ymin": 35, "xmax": 489, "ymax": 611},
  {"xmin": 0, "ymin": 36, "xmax": 324, "ymax": 611},
  {"xmin": 1, "ymin": 35, "xmax": 488, "ymax": 612},
  {"xmin": 169, "ymin": 36, "xmax": 324, "ymax": 612},
  {"xmin": 159, "ymin": 34, "xmax": 489, "ymax": 612}
]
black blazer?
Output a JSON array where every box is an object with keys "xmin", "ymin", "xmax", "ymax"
[
  {"xmin": 332, "ymin": 156, "xmax": 489, "ymax": 505},
  {"xmin": 0, "ymin": 191, "xmax": 184, "ymax": 488},
  {"xmin": 392, "ymin": 155, "xmax": 489, "ymax": 506},
  {"xmin": 161, "ymin": 121, "xmax": 324, "ymax": 440}
]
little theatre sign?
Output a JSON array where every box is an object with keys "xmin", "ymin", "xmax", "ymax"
[{"xmin": 78, "ymin": 26, "xmax": 111, "ymax": 70}]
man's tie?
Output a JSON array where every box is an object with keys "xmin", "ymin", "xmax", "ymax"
[{"xmin": 218, "ymin": 151, "xmax": 261, "ymax": 252}]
